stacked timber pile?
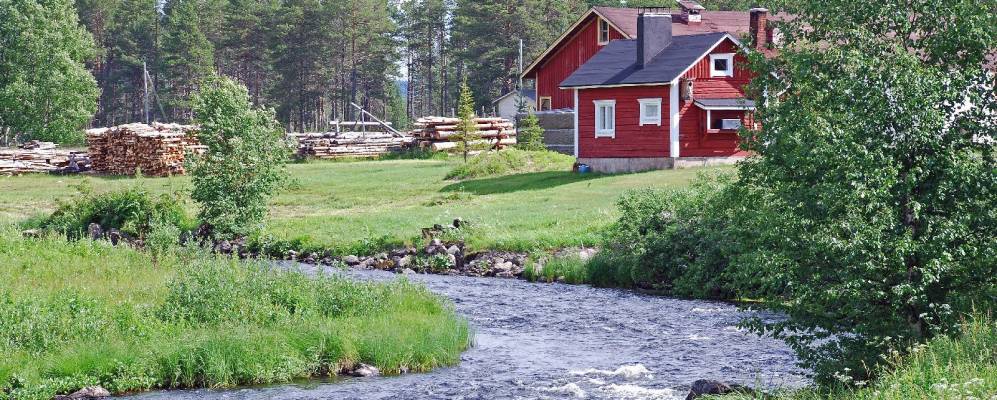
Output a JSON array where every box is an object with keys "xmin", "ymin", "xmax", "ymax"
[
  {"xmin": 86, "ymin": 123, "xmax": 202, "ymax": 176},
  {"xmin": 0, "ymin": 141, "xmax": 90, "ymax": 175},
  {"xmin": 411, "ymin": 117, "xmax": 516, "ymax": 151},
  {"xmin": 294, "ymin": 131, "xmax": 413, "ymax": 159}
]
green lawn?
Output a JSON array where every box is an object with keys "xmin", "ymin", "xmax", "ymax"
[{"xmin": 0, "ymin": 159, "xmax": 713, "ymax": 252}]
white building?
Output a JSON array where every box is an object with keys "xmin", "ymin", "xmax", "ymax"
[{"xmin": 492, "ymin": 89, "xmax": 536, "ymax": 121}]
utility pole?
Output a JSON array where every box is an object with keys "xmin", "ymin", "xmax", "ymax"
[
  {"xmin": 143, "ymin": 61, "xmax": 150, "ymax": 124},
  {"xmin": 518, "ymin": 39, "xmax": 524, "ymax": 91}
]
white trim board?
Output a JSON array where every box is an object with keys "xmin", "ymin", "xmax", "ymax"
[{"xmin": 669, "ymin": 79, "xmax": 680, "ymax": 158}]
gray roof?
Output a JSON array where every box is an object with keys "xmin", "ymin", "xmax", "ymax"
[
  {"xmin": 560, "ymin": 32, "xmax": 728, "ymax": 88},
  {"xmin": 493, "ymin": 89, "xmax": 536, "ymax": 104},
  {"xmin": 694, "ymin": 98, "xmax": 755, "ymax": 109}
]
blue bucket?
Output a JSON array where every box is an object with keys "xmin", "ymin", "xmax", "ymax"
[{"xmin": 577, "ymin": 164, "xmax": 591, "ymax": 174}]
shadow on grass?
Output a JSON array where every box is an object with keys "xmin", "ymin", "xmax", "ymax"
[{"xmin": 441, "ymin": 171, "xmax": 610, "ymax": 195}]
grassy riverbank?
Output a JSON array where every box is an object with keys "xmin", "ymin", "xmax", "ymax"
[
  {"xmin": 0, "ymin": 226, "xmax": 470, "ymax": 400},
  {"xmin": 720, "ymin": 316, "xmax": 996, "ymax": 399},
  {"xmin": 0, "ymin": 158, "xmax": 708, "ymax": 253}
]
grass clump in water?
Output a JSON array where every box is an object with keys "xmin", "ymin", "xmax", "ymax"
[
  {"xmin": 523, "ymin": 255, "xmax": 590, "ymax": 284},
  {"xmin": 445, "ymin": 149, "xmax": 574, "ymax": 180},
  {"xmin": 0, "ymin": 226, "xmax": 470, "ymax": 400}
]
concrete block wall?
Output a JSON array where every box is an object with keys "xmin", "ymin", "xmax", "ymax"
[{"xmin": 518, "ymin": 111, "xmax": 575, "ymax": 155}]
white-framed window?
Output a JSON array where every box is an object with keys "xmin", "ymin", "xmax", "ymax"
[
  {"xmin": 598, "ymin": 18, "xmax": 610, "ymax": 45},
  {"xmin": 709, "ymin": 53, "xmax": 735, "ymax": 77},
  {"xmin": 638, "ymin": 98, "xmax": 662, "ymax": 126},
  {"xmin": 593, "ymin": 100, "xmax": 616, "ymax": 138},
  {"xmin": 538, "ymin": 97, "xmax": 552, "ymax": 111}
]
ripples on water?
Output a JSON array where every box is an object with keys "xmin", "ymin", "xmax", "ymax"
[{"xmin": 124, "ymin": 265, "xmax": 807, "ymax": 399}]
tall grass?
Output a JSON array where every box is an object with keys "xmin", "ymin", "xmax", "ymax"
[{"xmin": 0, "ymin": 226, "xmax": 470, "ymax": 400}]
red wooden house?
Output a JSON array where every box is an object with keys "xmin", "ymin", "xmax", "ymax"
[
  {"xmin": 519, "ymin": 0, "xmax": 775, "ymax": 172},
  {"xmin": 521, "ymin": 1, "xmax": 774, "ymax": 112},
  {"xmin": 560, "ymin": 13, "xmax": 760, "ymax": 172}
]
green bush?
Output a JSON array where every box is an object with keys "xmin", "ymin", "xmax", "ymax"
[
  {"xmin": 190, "ymin": 77, "xmax": 290, "ymax": 239},
  {"xmin": 38, "ymin": 182, "xmax": 193, "ymax": 241},
  {"xmin": 589, "ymin": 172, "xmax": 745, "ymax": 299},
  {"xmin": 445, "ymin": 148, "xmax": 574, "ymax": 180}
]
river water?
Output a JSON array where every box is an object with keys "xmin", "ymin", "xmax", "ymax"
[{"xmin": 126, "ymin": 265, "xmax": 807, "ymax": 400}]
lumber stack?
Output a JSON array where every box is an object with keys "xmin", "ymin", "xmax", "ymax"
[
  {"xmin": 0, "ymin": 142, "xmax": 90, "ymax": 175},
  {"xmin": 294, "ymin": 131, "xmax": 413, "ymax": 159},
  {"xmin": 86, "ymin": 123, "xmax": 201, "ymax": 176},
  {"xmin": 411, "ymin": 117, "xmax": 517, "ymax": 151}
]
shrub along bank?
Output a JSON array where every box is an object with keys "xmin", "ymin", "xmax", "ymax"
[
  {"xmin": 527, "ymin": 168, "xmax": 995, "ymax": 389},
  {"xmin": 720, "ymin": 315, "xmax": 996, "ymax": 400},
  {"xmin": 0, "ymin": 226, "xmax": 470, "ymax": 400}
]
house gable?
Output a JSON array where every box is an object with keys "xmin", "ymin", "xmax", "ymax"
[{"xmin": 523, "ymin": 9, "xmax": 630, "ymax": 110}]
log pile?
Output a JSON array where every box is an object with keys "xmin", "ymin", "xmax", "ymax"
[
  {"xmin": 294, "ymin": 131, "xmax": 413, "ymax": 159},
  {"xmin": 411, "ymin": 117, "xmax": 517, "ymax": 151},
  {"xmin": 86, "ymin": 123, "xmax": 202, "ymax": 176},
  {"xmin": 0, "ymin": 141, "xmax": 90, "ymax": 175}
]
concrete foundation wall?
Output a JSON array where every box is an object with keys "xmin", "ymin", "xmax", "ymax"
[
  {"xmin": 672, "ymin": 156, "xmax": 745, "ymax": 169},
  {"xmin": 577, "ymin": 157, "xmax": 675, "ymax": 173},
  {"xmin": 577, "ymin": 156, "xmax": 746, "ymax": 173}
]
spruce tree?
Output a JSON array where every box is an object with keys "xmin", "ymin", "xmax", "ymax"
[
  {"xmin": 452, "ymin": 79, "xmax": 482, "ymax": 162},
  {"xmin": 516, "ymin": 113, "xmax": 545, "ymax": 151}
]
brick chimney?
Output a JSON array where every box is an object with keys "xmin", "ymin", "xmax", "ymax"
[
  {"xmin": 637, "ymin": 13, "xmax": 673, "ymax": 69},
  {"xmin": 749, "ymin": 8, "xmax": 769, "ymax": 49},
  {"xmin": 677, "ymin": 0, "xmax": 704, "ymax": 24}
]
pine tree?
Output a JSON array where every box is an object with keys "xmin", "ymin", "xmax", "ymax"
[
  {"xmin": 160, "ymin": 0, "xmax": 215, "ymax": 122},
  {"xmin": 0, "ymin": 0, "xmax": 99, "ymax": 144}
]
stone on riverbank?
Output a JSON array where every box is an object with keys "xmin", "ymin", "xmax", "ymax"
[{"xmin": 53, "ymin": 386, "xmax": 110, "ymax": 400}]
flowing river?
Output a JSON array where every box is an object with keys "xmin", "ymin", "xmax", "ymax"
[{"xmin": 126, "ymin": 265, "xmax": 807, "ymax": 400}]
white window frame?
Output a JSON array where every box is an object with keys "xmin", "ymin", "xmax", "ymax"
[
  {"xmin": 593, "ymin": 100, "xmax": 616, "ymax": 138},
  {"xmin": 538, "ymin": 96, "xmax": 552, "ymax": 111},
  {"xmin": 597, "ymin": 18, "xmax": 610, "ymax": 45},
  {"xmin": 638, "ymin": 98, "xmax": 662, "ymax": 126},
  {"xmin": 709, "ymin": 53, "xmax": 735, "ymax": 77}
]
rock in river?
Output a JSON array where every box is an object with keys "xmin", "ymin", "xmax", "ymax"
[
  {"xmin": 347, "ymin": 363, "xmax": 381, "ymax": 377},
  {"xmin": 685, "ymin": 379, "xmax": 754, "ymax": 400}
]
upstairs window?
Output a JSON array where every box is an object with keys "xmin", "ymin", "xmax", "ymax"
[
  {"xmin": 638, "ymin": 98, "xmax": 662, "ymax": 126},
  {"xmin": 538, "ymin": 97, "xmax": 552, "ymax": 111},
  {"xmin": 598, "ymin": 18, "xmax": 610, "ymax": 45},
  {"xmin": 710, "ymin": 53, "xmax": 735, "ymax": 77},
  {"xmin": 593, "ymin": 100, "xmax": 616, "ymax": 138}
]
